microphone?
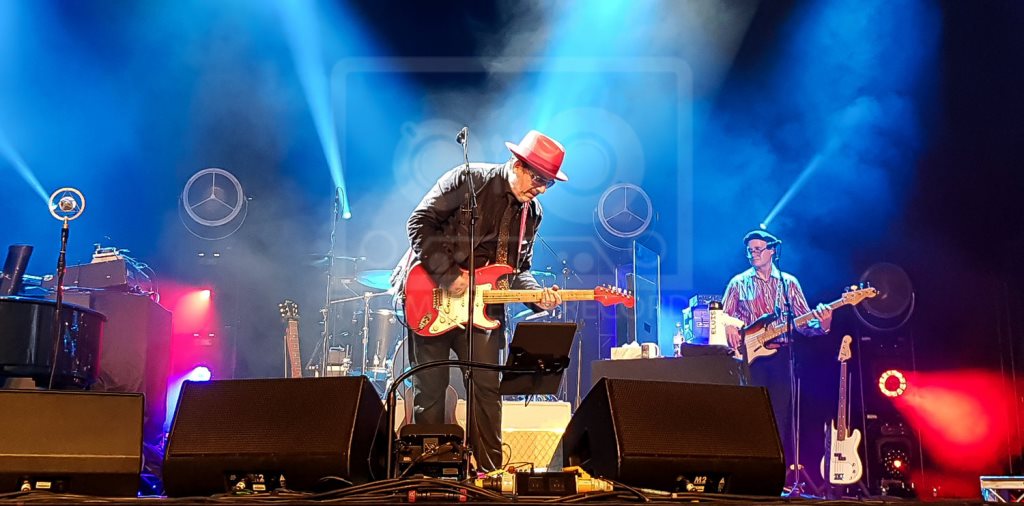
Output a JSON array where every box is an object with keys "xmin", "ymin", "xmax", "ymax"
[
  {"xmin": 455, "ymin": 127, "xmax": 468, "ymax": 145},
  {"xmin": 58, "ymin": 196, "xmax": 77, "ymax": 212},
  {"xmin": 48, "ymin": 187, "xmax": 86, "ymax": 221}
]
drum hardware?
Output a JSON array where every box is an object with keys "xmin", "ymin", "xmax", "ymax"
[
  {"xmin": 330, "ymin": 291, "xmax": 393, "ymax": 378},
  {"xmin": 534, "ymin": 234, "xmax": 588, "ymax": 406}
]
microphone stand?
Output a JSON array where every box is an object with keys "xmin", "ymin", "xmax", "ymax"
[
  {"xmin": 45, "ymin": 188, "xmax": 84, "ymax": 390},
  {"xmin": 776, "ymin": 246, "xmax": 821, "ymax": 497},
  {"xmin": 458, "ymin": 127, "xmax": 479, "ymax": 473},
  {"xmin": 319, "ymin": 187, "xmax": 343, "ymax": 377},
  {"xmin": 47, "ymin": 218, "xmax": 71, "ymax": 389}
]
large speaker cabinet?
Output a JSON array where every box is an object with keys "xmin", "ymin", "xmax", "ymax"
[
  {"xmin": 0, "ymin": 390, "xmax": 143, "ymax": 496},
  {"xmin": 561, "ymin": 378, "xmax": 785, "ymax": 496},
  {"xmin": 163, "ymin": 376, "xmax": 390, "ymax": 496}
]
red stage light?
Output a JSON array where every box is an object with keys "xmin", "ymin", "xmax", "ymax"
[
  {"xmin": 878, "ymin": 369, "xmax": 908, "ymax": 397},
  {"xmin": 888, "ymin": 370, "xmax": 1013, "ymax": 473}
]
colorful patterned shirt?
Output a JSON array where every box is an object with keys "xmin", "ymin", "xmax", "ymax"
[{"xmin": 722, "ymin": 265, "xmax": 826, "ymax": 336}]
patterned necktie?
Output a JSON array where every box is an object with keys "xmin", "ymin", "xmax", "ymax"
[{"xmin": 495, "ymin": 203, "xmax": 516, "ymax": 289}]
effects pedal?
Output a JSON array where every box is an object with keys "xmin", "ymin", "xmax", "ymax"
[{"xmin": 397, "ymin": 424, "xmax": 468, "ymax": 481}]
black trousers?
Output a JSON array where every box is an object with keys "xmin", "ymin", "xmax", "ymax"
[
  {"xmin": 749, "ymin": 347, "xmax": 795, "ymax": 469},
  {"xmin": 408, "ymin": 326, "xmax": 504, "ymax": 471}
]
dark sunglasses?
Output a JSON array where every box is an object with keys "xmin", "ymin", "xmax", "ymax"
[{"xmin": 523, "ymin": 165, "xmax": 556, "ymax": 189}]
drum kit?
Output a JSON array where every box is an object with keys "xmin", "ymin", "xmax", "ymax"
[
  {"xmin": 308, "ymin": 253, "xmax": 565, "ymax": 394},
  {"xmin": 305, "ymin": 255, "xmax": 401, "ymax": 384}
]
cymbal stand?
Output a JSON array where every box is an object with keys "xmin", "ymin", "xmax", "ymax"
[
  {"xmin": 317, "ymin": 187, "xmax": 344, "ymax": 377},
  {"xmin": 536, "ymin": 234, "xmax": 585, "ymax": 405}
]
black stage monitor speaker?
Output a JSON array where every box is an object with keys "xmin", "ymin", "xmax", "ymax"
[
  {"xmin": 163, "ymin": 376, "xmax": 390, "ymax": 496},
  {"xmin": 561, "ymin": 378, "xmax": 784, "ymax": 496},
  {"xmin": 0, "ymin": 390, "xmax": 143, "ymax": 496}
]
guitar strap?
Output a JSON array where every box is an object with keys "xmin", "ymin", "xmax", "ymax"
[{"xmin": 495, "ymin": 203, "xmax": 529, "ymax": 290}]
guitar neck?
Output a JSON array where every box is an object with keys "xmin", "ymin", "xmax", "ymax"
[
  {"xmin": 792, "ymin": 297, "xmax": 848, "ymax": 327},
  {"xmin": 285, "ymin": 320, "xmax": 302, "ymax": 378},
  {"xmin": 750, "ymin": 297, "xmax": 850, "ymax": 347},
  {"xmin": 837, "ymin": 361, "xmax": 849, "ymax": 440},
  {"xmin": 482, "ymin": 289, "xmax": 596, "ymax": 304}
]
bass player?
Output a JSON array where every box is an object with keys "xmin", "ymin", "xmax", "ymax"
[{"xmin": 723, "ymin": 230, "xmax": 832, "ymax": 471}]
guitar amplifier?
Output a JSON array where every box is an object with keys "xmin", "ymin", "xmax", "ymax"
[
  {"xmin": 502, "ymin": 401, "xmax": 571, "ymax": 468},
  {"xmin": 43, "ymin": 259, "xmax": 130, "ymax": 290}
]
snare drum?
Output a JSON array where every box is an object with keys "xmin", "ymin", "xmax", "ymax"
[{"xmin": 363, "ymin": 309, "xmax": 403, "ymax": 371}]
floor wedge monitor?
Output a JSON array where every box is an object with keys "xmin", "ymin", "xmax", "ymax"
[
  {"xmin": 561, "ymin": 378, "xmax": 785, "ymax": 496},
  {"xmin": 163, "ymin": 376, "xmax": 389, "ymax": 496}
]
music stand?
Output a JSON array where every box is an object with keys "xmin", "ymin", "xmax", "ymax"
[{"xmin": 499, "ymin": 322, "xmax": 576, "ymax": 395}]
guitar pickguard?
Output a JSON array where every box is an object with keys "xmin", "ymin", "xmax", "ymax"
[{"xmin": 426, "ymin": 283, "xmax": 500, "ymax": 335}]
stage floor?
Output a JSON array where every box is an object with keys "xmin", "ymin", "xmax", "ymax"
[{"xmin": 0, "ymin": 478, "xmax": 992, "ymax": 506}]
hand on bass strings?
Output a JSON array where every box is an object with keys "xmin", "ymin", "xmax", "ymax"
[{"xmin": 810, "ymin": 302, "xmax": 833, "ymax": 331}]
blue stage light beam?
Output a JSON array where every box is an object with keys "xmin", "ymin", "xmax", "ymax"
[
  {"xmin": 278, "ymin": 2, "xmax": 351, "ymax": 219},
  {"xmin": 0, "ymin": 127, "xmax": 49, "ymax": 205},
  {"xmin": 754, "ymin": 0, "xmax": 938, "ymax": 232},
  {"xmin": 761, "ymin": 137, "xmax": 840, "ymax": 229},
  {"xmin": 525, "ymin": 0, "xmax": 647, "ymax": 130}
]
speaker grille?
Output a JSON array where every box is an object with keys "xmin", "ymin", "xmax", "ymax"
[
  {"xmin": 607, "ymin": 380, "xmax": 780, "ymax": 459},
  {"xmin": 563, "ymin": 378, "xmax": 785, "ymax": 495},
  {"xmin": 164, "ymin": 376, "xmax": 387, "ymax": 495}
]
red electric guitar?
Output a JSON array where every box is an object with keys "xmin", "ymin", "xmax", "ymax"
[{"xmin": 404, "ymin": 263, "xmax": 634, "ymax": 337}]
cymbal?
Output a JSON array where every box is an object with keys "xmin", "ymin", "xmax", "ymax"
[
  {"xmin": 356, "ymin": 269, "xmax": 393, "ymax": 290},
  {"xmin": 305, "ymin": 254, "xmax": 364, "ymax": 267},
  {"xmin": 531, "ymin": 270, "xmax": 556, "ymax": 278}
]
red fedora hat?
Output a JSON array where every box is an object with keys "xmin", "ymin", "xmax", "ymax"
[{"xmin": 505, "ymin": 130, "xmax": 568, "ymax": 182}]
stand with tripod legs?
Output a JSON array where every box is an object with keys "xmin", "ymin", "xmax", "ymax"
[
  {"xmin": 777, "ymin": 256, "xmax": 823, "ymax": 498},
  {"xmin": 784, "ymin": 358, "xmax": 822, "ymax": 497}
]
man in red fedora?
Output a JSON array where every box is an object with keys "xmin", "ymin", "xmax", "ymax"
[{"xmin": 391, "ymin": 130, "xmax": 567, "ymax": 471}]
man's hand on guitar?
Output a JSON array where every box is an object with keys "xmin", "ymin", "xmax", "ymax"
[
  {"xmin": 537, "ymin": 285, "xmax": 562, "ymax": 311},
  {"xmin": 810, "ymin": 302, "xmax": 833, "ymax": 331},
  {"xmin": 448, "ymin": 272, "xmax": 470, "ymax": 297},
  {"xmin": 726, "ymin": 324, "xmax": 742, "ymax": 350}
]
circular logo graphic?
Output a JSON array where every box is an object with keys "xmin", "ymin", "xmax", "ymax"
[
  {"xmin": 182, "ymin": 168, "xmax": 246, "ymax": 227},
  {"xmin": 596, "ymin": 183, "xmax": 653, "ymax": 239}
]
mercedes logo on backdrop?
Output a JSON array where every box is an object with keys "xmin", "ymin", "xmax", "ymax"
[
  {"xmin": 594, "ymin": 183, "xmax": 654, "ymax": 250},
  {"xmin": 179, "ymin": 168, "xmax": 248, "ymax": 240}
]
